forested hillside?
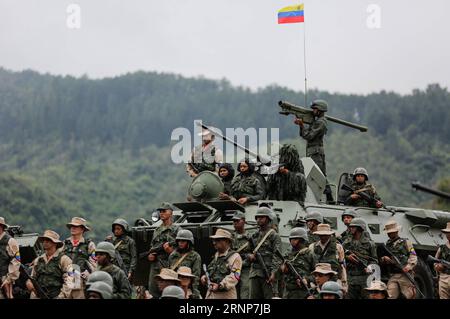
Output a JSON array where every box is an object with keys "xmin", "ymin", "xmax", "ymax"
[{"xmin": 0, "ymin": 68, "xmax": 448, "ymax": 239}]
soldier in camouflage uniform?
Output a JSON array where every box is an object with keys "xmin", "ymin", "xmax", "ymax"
[
  {"xmin": 339, "ymin": 209, "xmax": 357, "ymax": 243},
  {"xmin": 307, "ymin": 263, "xmax": 338, "ymax": 299},
  {"xmin": 308, "ymin": 223, "xmax": 347, "ymax": 293},
  {"xmin": 168, "ymin": 229, "xmax": 201, "ymax": 299},
  {"xmin": 95, "ymin": 241, "xmax": 132, "ymax": 299},
  {"xmin": 248, "ymin": 207, "xmax": 282, "ymax": 299},
  {"xmin": 345, "ymin": 167, "xmax": 384, "ymax": 208},
  {"xmin": 27, "ymin": 230, "xmax": 74, "ymax": 299},
  {"xmin": 343, "ymin": 218, "xmax": 378, "ymax": 299},
  {"xmin": 147, "ymin": 202, "xmax": 180, "ymax": 298},
  {"xmin": 63, "ymin": 217, "xmax": 96, "ymax": 299},
  {"xmin": 218, "ymin": 163, "xmax": 235, "ymax": 195},
  {"xmin": 380, "ymin": 220, "xmax": 418, "ymax": 299},
  {"xmin": 279, "ymin": 227, "xmax": 315, "ymax": 299},
  {"xmin": 231, "ymin": 211, "xmax": 252, "ymax": 299},
  {"xmin": 0, "ymin": 217, "xmax": 20, "ymax": 299},
  {"xmin": 305, "ymin": 211, "xmax": 323, "ymax": 243},
  {"xmin": 201, "ymin": 229, "xmax": 242, "ymax": 299},
  {"xmin": 228, "ymin": 159, "xmax": 265, "ymax": 205},
  {"xmin": 189, "ymin": 127, "xmax": 223, "ymax": 173},
  {"xmin": 295, "ymin": 100, "xmax": 333, "ymax": 203},
  {"xmin": 107, "ymin": 218, "xmax": 137, "ymax": 280},
  {"xmin": 434, "ymin": 222, "xmax": 450, "ymax": 299}
]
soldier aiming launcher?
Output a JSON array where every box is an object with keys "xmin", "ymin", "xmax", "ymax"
[{"xmin": 278, "ymin": 100, "xmax": 368, "ymax": 132}]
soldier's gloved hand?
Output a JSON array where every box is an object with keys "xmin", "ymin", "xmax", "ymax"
[
  {"xmin": 435, "ymin": 263, "xmax": 445, "ymax": 273},
  {"xmin": 147, "ymin": 253, "xmax": 157, "ymax": 262}
]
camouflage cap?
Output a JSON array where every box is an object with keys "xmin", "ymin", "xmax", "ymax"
[
  {"xmin": 232, "ymin": 211, "xmax": 246, "ymax": 220},
  {"xmin": 312, "ymin": 263, "xmax": 337, "ymax": 275},
  {"xmin": 157, "ymin": 202, "xmax": 175, "ymax": 211},
  {"xmin": 313, "ymin": 224, "xmax": 334, "ymax": 236},
  {"xmin": 383, "ymin": 219, "xmax": 401, "ymax": 234},
  {"xmin": 0, "ymin": 217, "xmax": 9, "ymax": 229},
  {"xmin": 66, "ymin": 217, "xmax": 90, "ymax": 231},
  {"xmin": 177, "ymin": 266, "xmax": 196, "ymax": 278},
  {"xmin": 155, "ymin": 268, "xmax": 181, "ymax": 282}
]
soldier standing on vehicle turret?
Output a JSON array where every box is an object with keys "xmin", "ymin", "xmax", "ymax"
[
  {"xmin": 294, "ymin": 100, "xmax": 333, "ymax": 203},
  {"xmin": 380, "ymin": 220, "xmax": 417, "ymax": 299},
  {"xmin": 0, "ymin": 217, "xmax": 20, "ymax": 299},
  {"xmin": 433, "ymin": 222, "xmax": 450, "ymax": 299},
  {"xmin": 345, "ymin": 167, "xmax": 384, "ymax": 208},
  {"xmin": 189, "ymin": 127, "xmax": 223, "ymax": 174},
  {"xmin": 63, "ymin": 217, "xmax": 96, "ymax": 299}
]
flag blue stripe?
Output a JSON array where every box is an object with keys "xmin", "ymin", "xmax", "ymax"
[{"xmin": 278, "ymin": 11, "xmax": 304, "ymax": 18}]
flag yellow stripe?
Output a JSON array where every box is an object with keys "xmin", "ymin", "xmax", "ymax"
[{"xmin": 278, "ymin": 4, "xmax": 304, "ymax": 13}]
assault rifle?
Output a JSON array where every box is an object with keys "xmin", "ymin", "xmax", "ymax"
[
  {"xmin": 249, "ymin": 236, "xmax": 274, "ymax": 290},
  {"xmin": 341, "ymin": 184, "xmax": 396, "ymax": 214},
  {"xmin": 426, "ymin": 255, "xmax": 450, "ymax": 268},
  {"xmin": 275, "ymin": 249, "xmax": 313, "ymax": 296},
  {"xmin": 138, "ymin": 243, "xmax": 169, "ymax": 268},
  {"xmin": 19, "ymin": 263, "xmax": 50, "ymax": 299}
]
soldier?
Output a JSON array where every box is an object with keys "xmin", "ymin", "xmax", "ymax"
[
  {"xmin": 26, "ymin": 230, "xmax": 74, "ymax": 299},
  {"xmin": 0, "ymin": 217, "xmax": 20, "ymax": 299},
  {"xmin": 147, "ymin": 202, "xmax": 180, "ymax": 298},
  {"xmin": 266, "ymin": 144, "xmax": 307, "ymax": 205},
  {"xmin": 85, "ymin": 270, "xmax": 114, "ymax": 296},
  {"xmin": 161, "ymin": 285, "xmax": 186, "ymax": 299},
  {"xmin": 380, "ymin": 220, "xmax": 418, "ymax": 299},
  {"xmin": 177, "ymin": 266, "xmax": 197, "ymax": 299},
  {"xmin": 201, "ymin": 229, "xmax": 242, "ymax": 299},
  {"xmin": 95, "ymin": 241, "xmax": 132, "ymax": 299},
  {"xmin": 86, "ymin": 281, "xmax": 113, "ymax": 299},
  {"xmin": 189, "ymin": 127, "xmax": 223, "ymax": 173},
  {"xmin": 339, "ymin": 209, "xmax": 357, "ymax": 243},
  {"xmin": 63, "ymin": 217, "xmax": 96, "ymax": 299},
  {"xmin": 319, "ymin": 281, "xmax": 343, "ymax": 299},
  {"xmin": 305, "ymin": 211, "xmax": 324, "ymax": 243},
  {"xmin": 108, "ymin": 218, "xmax": 137, "ymax": 280},
  {"xmin": 224, "ymin": 159, "xmax": 265, "ymax": 205},
  {"xmin": 231, "ymin": 211, "xmax": 252, "ymax": 299},
  {"xmin": 168, "ymin": 229, "xmax": 201, "ymax": 299},
  {"xmin": 433, "ymin": 222, "xmax": 450, "ymax": 299},
  {"xmin": 248, "ymin": 207, "xmax": 282, "ymax": 299},
  {"xmin": 279, "ymin": 227, "xmax": 315, "ymax": 299},
  {"xmin": 155, "ymin": 268, "xmax": 181, "ymax": 294},
  {"xmin": 343, "ymin": 218, "xmax": 378, "ymax": 299},
  {"xmin": 308, "ymin": 223, "xmax": 347, "ymax": 293},
  {"xmin": 345, "ymin": 167, "xmax": 383, "ymax": 208},
  {"xmin": 307, "ymin": 263, "xmax": 337, "ymax": 299},
  {"xmin": 364, "ymin": 280, "xmax": 388, "ymax": 299},
  {"xmin": 294, "ymin": 99, "xmax": 333, "ymax": 203},
  {"xmin": 218, "ymin": 163, "xmax": 235, "ymax": 195}
]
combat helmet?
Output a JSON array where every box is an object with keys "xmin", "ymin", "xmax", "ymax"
[
  {"xmin": 161, "ymin": 285, "xmax": 185, "ymax": 299},
  {"xmin": 305, "ymin": 211, "xmax": 324, "ymax": 224},
  {"xmin": 254, "ymin": 207, "xmax": 274, "ymax": 221},
  {"xmin": 341, "ymin": 208, "xmax": 358, "ymax": 221},
  {"xmin": 176, "ymin": 229, "xmax": 195, "ymax": 245},
  {"xmin": 353, "ymin": 167, "xmax": 369, "ymax": 180},
  {"xmin": 349, "ymin": 218, "xmax": 367, "ymax": 231},
  {"xmin": 289, "ymin": 227, "xmax": 308, "ymax": 241},
  {"xmin": 86, "ymin": 271, "xmax": 114, "ymax": 288},
  {"xmin": 87, "ymin": 281, "xmax": 113, "ymax": 299},
  {"xmin": 95, "ymin": 241, "xmax": 116, "ymax": 258},
  {"xmin": 310, "ymin": 100, "xmax": 328, "ymax": 112},
  {"xmin": 112, "ymin": 218, "xmax": 130, "ymax": 233},
  {"xmin": 319, "ymin": 281, "xmax": 343, "ymax": 299}
]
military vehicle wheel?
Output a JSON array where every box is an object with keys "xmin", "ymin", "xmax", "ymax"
[{"xmin": 414, "ymin": 258, "xmax": 435, "ymax": 299}]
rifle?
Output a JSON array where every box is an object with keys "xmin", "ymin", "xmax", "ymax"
[
  {"xmin": 275, "ymin": 249, "xmax": 313, "ymax": 297},
  {"xmin": 381, "ymin": 243, "xmax": 425, "ymax": 298},
  {"xmin": 20, "ymin": 263, "xmax": 50, "ymax": 299},
  {"xmin": 202, "ymin": 263, "xmax": 212, "ymax": 289},
  {"xmin": 341, "ymin": 184, "xmax": 395, "ymax": 214},
  {"xmin": 278, "ymin": 100, "xmax": 368, "ymax": 132},
  {"xmin": 249, "ymin": 236, "xmax": 274, "ymax": 290},
  {"xmin": 344, "ymin": 249, "xmax": 375, "ymax": 269},
  {"xmin": 138, "ymin": 244, "xmax": 169, "ymax": 268},
  {"xmin": 426, "ymin": 255, "xmax": 450, "ymax": 269}
]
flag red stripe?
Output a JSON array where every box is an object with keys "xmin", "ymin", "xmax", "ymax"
[{"xmin": 278, "ymin": 16, "xmax": 304, "ymax": 24}]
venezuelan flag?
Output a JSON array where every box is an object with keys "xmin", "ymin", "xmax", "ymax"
[{"xmin": 278, "ymin": 4, "xmax": 304, "ymax": 24}]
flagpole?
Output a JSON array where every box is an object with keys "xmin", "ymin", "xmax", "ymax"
[{"xmin": 303, "ymin": 3, "xmax": 308, "ymax": 107}]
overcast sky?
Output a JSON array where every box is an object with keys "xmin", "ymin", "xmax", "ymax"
[{"xmin": 0, "ymin": 0, "xmax": 449, "ymax": 94}]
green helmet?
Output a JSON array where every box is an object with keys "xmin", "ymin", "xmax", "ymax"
[
  {"xmin": 349, "ymin": 218, "xmax": 367, "ymax": 231},
  {"xmin": 289, "ymin": 227, "xmax": 308, "ymax": 241},
  {"xmin": 353, "ymin": 167, "xmax": 369, "ymax": 180},
  {"xmin": 161, "ymin": 285, "xmax": 185, "ymax": 299},
  {"xmin": 95, "ymin": 241, "xmax": 116, "ymax": 258},
  {"xmin": 254, "ymin": 207, "xmax": 274, "ymax": 221},
  {"xmin": 112, "ymin": 218, "xmax": 129, "ymax": 232},
  {"xmin": 319, "ymin": 281, "xmax": 343, "ymax": 299},
  {"xmin": 311, "ymin": 100, "xmax": 328, "ymax": 112},
  {"xmin": 86, "ymin": 271, "xmax": 114, "ymax": 288},
  {"xmin": 341, "ymin": 208, "xmax": 358, "ymax": 220},
  {"xmin": 176, "ymin": 229, "xmax": 194, "ymax": 245},
  {"xmin": 87, "ymin": 281, "xmax": 113, "ymax": 299},
  {"xmin": 305, "ymin": 211, "xmax": 324, "ymax": 224}
]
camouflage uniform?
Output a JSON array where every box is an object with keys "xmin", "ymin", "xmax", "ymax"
[
  {"xmin": 232, "ymin": 230, "xmax": 252, "ymax": 299},
  {"xmin": 206, "ymin": 249, "xmax": 242, "ymax": 299},
  {"xmin": 282, "ymin": 247, "xmax": 315, "ymax": 299},
  {"xmin": 191, "ymin": 143, "xmax": 223, "ymax": 173},
  {"xmin": 168, "ymin": 248, "xmax": 202, "ymax": 299},
  {"xmin": 112, "ymin": 235, "xmax": 137, "ymax": 275},
  {"xmin": 98, "ymin": 263, "xmax": 132, "ymax": 299},
  {"xmin": 435, "ymin": 243, "xmax": 450, "ymax": 299},
  {"xmin": 230, "ymin": 173, "xmax": 265, "ymax": 203},
  {"xmin": 309, "ymin": 237, "xmax": 347, "ymax": 286},
  {"xmin": 308, "ymin": 231, "xmax": 320, "ymax": 244},
  {"xmin": 299, "ymin": 116, "xmax": 327, "ymax": 175},
  {"xmin": 267, "ymin": 171, "xmax": 307, "ymax": 204},
  {"xmin": 384, "ymin": 237, "xmax": 417, "ymax": 299},
  {"xmin": 249, "ymin": 229, "xmax": 282, "ymax": 299},
  {"xmin": 0, "ymin": 231, "xmax": 20, "ymax": 299},
  {"xmin": 345, "ymin": 181, "xmax": 381, "ymax": 208},
  {"xmin": 343, "ymin": 235, "xmax": 378, "ymax": 299},
  {"xmin": 148, "ymin": 224, "xmax": 180, "ymax": 298}
]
